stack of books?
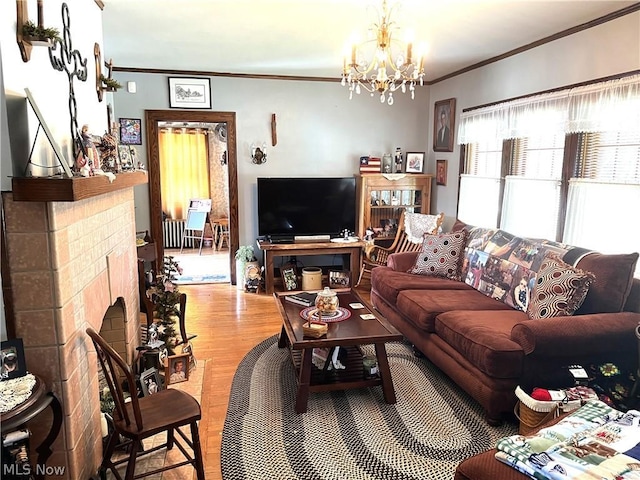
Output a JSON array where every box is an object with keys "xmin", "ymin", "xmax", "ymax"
[
  {"xmin": 359, "ymin": 156, "xmax": 381, "ymax": 173},
  {"xmin": 285, "ymin": 291, "xmax": 318, "ymax": 307}
]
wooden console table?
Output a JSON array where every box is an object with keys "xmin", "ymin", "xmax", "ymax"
[{"xmin": 257, "ymin": 240, "xmax": 365, "ymax": 294}]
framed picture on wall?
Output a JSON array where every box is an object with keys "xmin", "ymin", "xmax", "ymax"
[
  {"xmin": 436, "ymin": 159, "xmax": 448, "ymax": 186},
  {"xmin": 119, "ymin": 118, "xmax": 142, "ymax": 145},
  {"xmin": 168, "ymin": 77, "xmax": 212, "ymax": 109},
  {"xmin": 433, "ymin": 98, "xmax": 456, "ymax": 152}
]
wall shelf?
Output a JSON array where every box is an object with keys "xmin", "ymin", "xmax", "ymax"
[{"xmin": 11, "ymin": 171, "xmax": 148, "ymax": 202}]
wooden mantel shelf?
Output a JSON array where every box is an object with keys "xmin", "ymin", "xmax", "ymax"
[{"xmin": 11, "ymin": 171, "xmax": 148, "ymax": 202}]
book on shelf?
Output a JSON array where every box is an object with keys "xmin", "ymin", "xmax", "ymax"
[{"xmin": 285, "ymin": 291, "xmax": 318, "ymax": 307}]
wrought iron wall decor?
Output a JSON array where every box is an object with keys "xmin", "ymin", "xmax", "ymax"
[{"xmin": 48, "ymin": 2, "xmax": 87, "ymax": 164}]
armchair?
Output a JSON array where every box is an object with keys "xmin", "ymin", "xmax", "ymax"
[{"xmin": 356, "ymin": 211, "xmax": 444, "ymax": 286}]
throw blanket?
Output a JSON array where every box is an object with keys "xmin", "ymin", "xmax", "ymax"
[
  {"xmin": 460, "ymin": 225, "xmax": 592, "ymax": 311},
  {"xmin": 404, "ymin": 213, "xmax": 442, "ymax": 243},
  {"xmin": 495, "ymin": 400, "xmax": 640, "ymax": 479}
]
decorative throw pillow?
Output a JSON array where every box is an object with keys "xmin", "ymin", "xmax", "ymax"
[
  {"xmin": 410, "ymin": 230, "xmax": 467, "ymax": 281},
  {"xmin": 527, "ymin": 254, "xmax": 595, "ymax": 319}
]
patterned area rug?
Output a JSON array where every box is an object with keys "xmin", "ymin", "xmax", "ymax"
[{"xmin": 221, "ymin": 336, "xmax": 518, "ymax": 480}]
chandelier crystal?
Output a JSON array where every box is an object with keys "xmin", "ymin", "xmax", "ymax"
[{"xmin": 341, "ymin": 0, "xmax": 425, "ymax": 105}]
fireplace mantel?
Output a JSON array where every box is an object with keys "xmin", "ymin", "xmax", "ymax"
[{"xmin": 11, "ymin": 171, "xmax": 148, "ymax": 202}]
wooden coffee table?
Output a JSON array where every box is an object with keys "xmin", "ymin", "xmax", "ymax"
[{"xmin": 275, "ymin": 289, "xmax": 403, "ymax": 413}]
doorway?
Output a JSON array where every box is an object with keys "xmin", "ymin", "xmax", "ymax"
[{"xmin": 145, "ymin": 110, "xmax": 239, "ymax": 285}]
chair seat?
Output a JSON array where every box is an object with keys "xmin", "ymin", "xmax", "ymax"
[{"xmin": 116, "ymin": 389, "xmax": 201, "ymax": 439}]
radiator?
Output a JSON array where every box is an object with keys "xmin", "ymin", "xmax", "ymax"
[{"xmin": 163, "ymin": 219, "xmax": 194, "ymax": 248}]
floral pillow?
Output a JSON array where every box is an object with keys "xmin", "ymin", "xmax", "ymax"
[
  {"xmin": 527, "ymin": 254, "xmax": 595, "ymax": 319},
  {"xmin": 410, "ymin": 230, "xmax": 467, "ymax": 281}
]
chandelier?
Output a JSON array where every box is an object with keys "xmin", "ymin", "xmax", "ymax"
[{"xmin": 341, "ymin": 0, "xmax": 425, "ymax": 105}]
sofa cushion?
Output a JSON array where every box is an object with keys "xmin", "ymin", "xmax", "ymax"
[
  {"xmin": 396, "ymin": 289, "xmax": 513, "ymax": 333},
  {"xmin": 410, "ymin": 230, "xmax": 467, "ymax": 280},
  {"xmin": 371, "ymin": 266, "xmax": 472, "ymax": 305},
  {"xmin": 527, "ymin": 254, "xmax": 595, "ymax": 319},
  {"xmin": 574, "ymin": 252, "xmax": 639, "ymax": 315},
  {"xmin": 435, "ymin": 310, "xmax": 527, "ymax": 378}
]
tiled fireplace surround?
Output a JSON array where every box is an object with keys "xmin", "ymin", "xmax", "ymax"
[{"xmin": 3, "ymin": 187, "xmax": 141, "ymax": 479}]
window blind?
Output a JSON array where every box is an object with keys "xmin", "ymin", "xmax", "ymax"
[{"xmin": 576, "ymin": 131, "xmax": 640, "ymax": 183}]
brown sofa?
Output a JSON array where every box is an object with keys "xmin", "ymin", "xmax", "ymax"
[{"xmin": 370, "ymin": 223, "xmax": 640, "ymax": 424}]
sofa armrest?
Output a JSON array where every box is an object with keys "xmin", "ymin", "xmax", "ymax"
[
  {"xmin": 511, "ymin": 312, "xmax": 640, "ymax": 356},
  {"xmin": 387, "ymin": 251, "xmax": 420, "ymax": 272}
]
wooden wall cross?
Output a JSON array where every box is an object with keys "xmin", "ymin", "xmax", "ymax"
[{"xmin": 271, "ymin": 113, "xmax": 277, "ymax": 146}]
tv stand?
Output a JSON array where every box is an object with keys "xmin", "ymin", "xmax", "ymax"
[{"xmin": 257, "ymin": 239, "xmax": 365, "ymax": 294}]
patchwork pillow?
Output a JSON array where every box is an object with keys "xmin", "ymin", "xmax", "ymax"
[
  {"xmin": 410, "ymin": 230, "xmax": 467, "ymax": 281},
  {"xmin": 527, "ymin": 254, "xmax": 595, "ymax": 319}
]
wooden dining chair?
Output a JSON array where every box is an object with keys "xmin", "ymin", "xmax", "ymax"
[{"xmin": 86, "ymin": 328, "xmax": 205, "ymax": 480}]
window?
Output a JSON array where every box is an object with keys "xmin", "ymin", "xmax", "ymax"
[
  {"xmin": 564, "ymin": 130, "xmax": 640, "ymax": 272},
  {"xmin": 500, "ymin": 134, "xmax": 565, "ymax": 239},
  {"xmin": 457, "ymin": 139, "xmax": 502, "ymax": 228},
  {"xmin": 457, "ymin": 74, "xmax": 640, "ymax": 276}
]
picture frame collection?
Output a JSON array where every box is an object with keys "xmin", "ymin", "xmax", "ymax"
[{"xmin": 359, "ymin": 97, "xmax": 456, "ymax": 182}]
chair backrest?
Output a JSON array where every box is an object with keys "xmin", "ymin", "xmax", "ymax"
[
  {"xmin": 86, "ymin": 327, "xmax": 144, "ymax": 431},
  {"xmin": 387, "ymin": 211, "xmax": 444, "ymax": 253},
  {"xmin": 177, "ymin": 292, "xmax": 188, "ymax": 345}
]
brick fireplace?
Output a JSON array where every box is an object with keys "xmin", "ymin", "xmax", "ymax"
[{"xmin": 2, "ymin": 174, "xmax": 146, "ymax": 479}]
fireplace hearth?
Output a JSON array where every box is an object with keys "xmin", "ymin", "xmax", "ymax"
[{"xmin": 2, "ymin": 173, "xmax": 146, "ymax": 479}]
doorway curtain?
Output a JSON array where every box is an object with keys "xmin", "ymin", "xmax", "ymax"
[{"xmin": 159, "ymin": 129, "xmax": 210, "ymax": 220}]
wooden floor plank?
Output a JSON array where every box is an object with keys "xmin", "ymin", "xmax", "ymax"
[{"xmin": 177, "ymin": 276, "xmax": 371, "ymax": 480}]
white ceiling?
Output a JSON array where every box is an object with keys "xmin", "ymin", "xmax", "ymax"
[{"xmin": 101, "ymin": 0, "xmax": 637, "ymax": 82}]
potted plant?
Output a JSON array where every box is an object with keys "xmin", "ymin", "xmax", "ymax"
[
  {"xmin": 22, "ymin": 20, "xmax": 60, "ymax": 45},
  {"xmin": 100, "ymin": 74, "xmax": 122, "ymax": 92},
  {"xmin": 235, "ymin": 245, "xmax": 258, "ymax": 290}
]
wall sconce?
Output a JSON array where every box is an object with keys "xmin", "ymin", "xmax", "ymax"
[{"xmin": 251, "ymin": 144, "xmax": 267, "ymax": 164}]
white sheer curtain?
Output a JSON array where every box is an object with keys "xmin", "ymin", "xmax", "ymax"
[
  {"xmin": 458, "ymin": 74, "xmax": 640, "ymax": 143},
  {"xmin": 564, "ymin": 179, "xmax": 640, "ymax": 277},
  {"xmin": 457, "ymin": 175, "xmax": 501, "ymax": 228},
  {"xmin": 566, "ymin": 76, "xmax": 640, "ymax": 133},
  {"xmin": 500, "ymin": 177, "xmax": 561, "ymax": 240}
]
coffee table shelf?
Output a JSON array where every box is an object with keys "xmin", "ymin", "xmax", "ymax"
[
  {"xmin": 288, "ymin": 345, "xmax": 383, "ymax": 393},
  {"xmin": 275, "ymin": 289, "xmax": 402, "ymax": 413}
]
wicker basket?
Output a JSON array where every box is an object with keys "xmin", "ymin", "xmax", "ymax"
[
  {"xmin": 302, "ymin": 320, "xmax": 327, "ymax": 338},
  {"xmin": 514, "ymin": 386, "xmax": 582, "ymax": 435}
]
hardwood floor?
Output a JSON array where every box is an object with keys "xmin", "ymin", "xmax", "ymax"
[{"xmin": 178, "ymin": 279, "xmax": 372, "ymax": 479}]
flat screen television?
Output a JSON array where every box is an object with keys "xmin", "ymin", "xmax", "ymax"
[{"xmin": 257, "ymin": 177, "xmax": 356, "ymax": 241}]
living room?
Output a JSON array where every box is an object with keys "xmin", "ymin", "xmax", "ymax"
[{"xmin": 1, "ymin": 1, "xmax": 639, "ymax": 479}]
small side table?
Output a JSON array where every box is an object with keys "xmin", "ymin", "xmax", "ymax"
[{"xmin": 1, "ymin": 375, "xmax": 63, "ymax": 480}]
